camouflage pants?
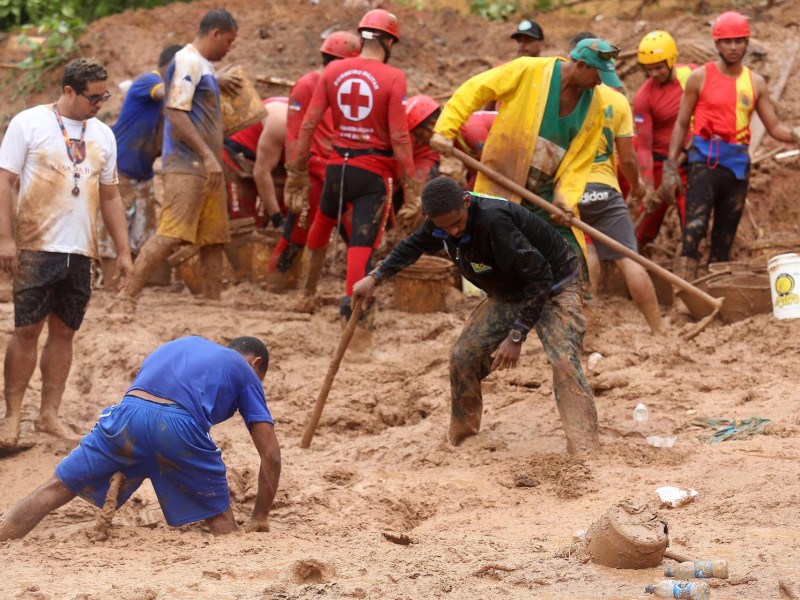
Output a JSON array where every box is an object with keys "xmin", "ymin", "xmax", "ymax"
[
  {"xmin": 98, "ymin": 175, "xmax": 158, "ymax": 258},
  {"xmin": 449, "ymin": 281, "xmax": 598, "ymax": 453}
]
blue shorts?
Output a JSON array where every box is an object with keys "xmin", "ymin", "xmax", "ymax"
[{"xmin": 55, "ymin": 396, "xmax": 230, "ymax": 526}]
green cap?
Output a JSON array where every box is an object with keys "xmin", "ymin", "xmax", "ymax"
[{"xmin": 569, "ymin": 38, "xmax": 622, "ymax": 88}]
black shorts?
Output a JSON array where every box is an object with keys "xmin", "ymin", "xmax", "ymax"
[{"xmin": 13, "ymin": 250, "xmax": 92, "ymax": 330}]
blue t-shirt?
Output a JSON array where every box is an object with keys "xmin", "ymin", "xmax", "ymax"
[
  {"xmin": 162, "ymin": 44, "xmax": 223, "ymax": 176},
  {"xmin": 127, "ymin": 336, "xmax": 273, "ymax": 431},
  {"xmin": 112, "ymin": 70, "xmax": 165, "ymax": 180}
]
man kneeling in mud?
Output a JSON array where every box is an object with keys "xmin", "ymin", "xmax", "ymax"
[
  {"xmin": 0, "ymin": 335, "xmax": 280, "ymax": 540},
  {"xmin": 352, "ymin": 177, "xmax": 599, "ymax": 453}
]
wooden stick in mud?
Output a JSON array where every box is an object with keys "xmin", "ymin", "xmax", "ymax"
[
  {"xmin": 451, "ymin": 148, "xmax": 724, "ymax": 338},
  {"xmin": 90, "ymin": 471, "xmax": 125, "ymax": 541},
  {"xmin": 301, "ymin": 300, "xmax": 364, "ymax": 449},
  {"xmin": 664, "ymin": 549, "xmax": 696, "ymax": 564}
]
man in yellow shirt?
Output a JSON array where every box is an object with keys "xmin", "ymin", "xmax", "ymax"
[{"xmin": 431, "ymin": 38, "xmax": 621, "ymax": 284}]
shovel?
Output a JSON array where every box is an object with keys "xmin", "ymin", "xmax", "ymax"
[{"xmin": 452, "ymin": 148, "xmax": 723, "ymax": 340}]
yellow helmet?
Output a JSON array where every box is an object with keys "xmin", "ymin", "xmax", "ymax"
[{"xmin": 638, "ymin": 30, "xmax": 678, "ymax": 68}]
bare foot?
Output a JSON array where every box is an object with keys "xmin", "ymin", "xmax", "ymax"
[
  {"xmin": 0, "ymin": 417, "xmax": 21, "ymax": 450},
  {"xmin": 34, "ymin": 416, "xmax": 78, "ymax": 440}
]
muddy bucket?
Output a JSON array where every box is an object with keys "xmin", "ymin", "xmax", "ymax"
[
  {"xmin": 707, "ymin": 272, "xmax": 772, "ymax": 323},
  {"xmin": 220, "ymin": 66, "xmax": 267, "ymax": 137},
  {"xmin": 394, "ymin": 255, "xmax": 452, "ymax": 313},
  {"xmin": 675, "ymin": 271, "xmax": 724, "ymax": 321},
  {"xmin": 585, "ymin": 501, "xmax": 669, "ymax": 569},
  {"xmin": 768, "ymin": 253, "xmax": 800, "ymax": 320}
]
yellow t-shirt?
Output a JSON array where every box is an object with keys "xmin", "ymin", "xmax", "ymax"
[{"xmin": 588, "ymin": 85, "xmax": 633, "ymax": 192}]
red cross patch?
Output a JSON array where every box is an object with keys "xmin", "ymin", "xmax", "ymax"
[{"xmin": 337, "ymin": 78, "xmax": 373, "ymax": 122}]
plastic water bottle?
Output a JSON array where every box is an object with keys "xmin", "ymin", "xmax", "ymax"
[
  {"xmin": 587, "ymin": 352, "xmax": 603, "ymax": 372},
  {"xmin": 665, "ymin": 560, "xmax": 729, "ymax": 579},
  {"xmin": 645, "ymin": 580, "xmax": 710, "ymax": 599},
  {"xmin": 633, "ymin": 403, "xmax": 650, "ymax": 423}
]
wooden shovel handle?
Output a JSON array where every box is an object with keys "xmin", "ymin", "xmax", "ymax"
[
  {"xmin": 300, "ymin": 300, "xmax": 364, "ymax": 449},
  {"xmin": 452, "ymin": 148, "xmax": 723, "ymax": 312}
]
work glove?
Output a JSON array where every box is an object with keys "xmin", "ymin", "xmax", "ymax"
[
  {"xmin": 657, "ymin": 159, "xmax": 682, "ymax": 205},
  {"xmin": 284, "ymin": 167, "xmax": 310, "ymax": 214},
  {"xmin": 396, "ymin": 177, "xmax": 424, "ymax": 228},
  {"xmin": 430, "ymin": 132, "xmax": 454, "ymax": 157}
]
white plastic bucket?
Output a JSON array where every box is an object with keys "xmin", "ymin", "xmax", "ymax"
[{"xmin": 767, "ymin": 252, "xmax": 800, "ymax": 320}]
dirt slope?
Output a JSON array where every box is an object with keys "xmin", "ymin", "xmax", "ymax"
[{"xmin": 1, "ymin": 1, "xmax": 800, "ymax": 599}]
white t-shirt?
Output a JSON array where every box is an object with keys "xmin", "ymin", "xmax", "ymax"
[{"xmin": 0, "ymin": 104, "xmax": 118, "ymax": 257}]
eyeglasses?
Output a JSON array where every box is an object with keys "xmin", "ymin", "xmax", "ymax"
[
  {"xmin": 79, "ymin": 91, "xmax": 112, "ymax": 105},
  {"xmin": 588, "ymin": 43, "xmax": 621, "ymax": 61}
]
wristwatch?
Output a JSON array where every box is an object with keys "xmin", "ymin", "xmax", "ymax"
[{"xmin": 509, "ymin": 329, "xmax": 526, "ymax": 344}]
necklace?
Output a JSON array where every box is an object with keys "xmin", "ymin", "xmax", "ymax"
[{"xmin": 53, "ymin": 103, "xmax": 87, "ymax": 197}]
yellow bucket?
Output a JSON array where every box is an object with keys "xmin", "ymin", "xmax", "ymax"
[{"xmin": 768, "ymin": 252, "xmax": 800, "ymax": 320}]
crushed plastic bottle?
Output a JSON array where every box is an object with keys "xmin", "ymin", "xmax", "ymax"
[
  {"xmin": 587, "ymin": 352, "xmax": 603, "ymax": 372},
  {"xmin": 647, "ymin": 436, "xmax": 676, "ymax": 448},
  {"xmin": 633, "ymin": 403, "xmax": 650, "ymax": 423},
  {"xmin": 665, "ymin": 560, "xmax": 728, "ymax": 579},
  {"xmin": 644, "ymin": 580, "xmax": 710, "ymax": 599}
]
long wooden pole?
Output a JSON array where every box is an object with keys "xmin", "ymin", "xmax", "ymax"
[
  {"xmin": 452, "ymin": 148, "xmax": 723, "ymax": 311},
  {"xmin": 301, "ymin": 301, "xmax": 364, "ymax": 449}
]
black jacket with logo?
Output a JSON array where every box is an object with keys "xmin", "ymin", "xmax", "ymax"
[{"xmin": 373, "ymin": 194, "xmax": 579, "ymax": 331}]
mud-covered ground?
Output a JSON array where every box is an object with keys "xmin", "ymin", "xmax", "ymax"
[{"xmin": 1, "ymin": 1, "xmax": 800, "ymax": 598}]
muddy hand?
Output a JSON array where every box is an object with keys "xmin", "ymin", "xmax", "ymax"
[
  {"xmin": 114, "ymin": 254, "xmax": 134, "ymax": 291},
  {"xmin": 551, "ymin": 196, "xmax": 574, "ymax": 227},
  {"xmin": 217, "ymin": 66, "xmax": 243, "ymax": 96},
  {"xmin": 203, "ymin": 154, "xmax": 224, "ymax": 190},
  {"xmin": 0, "ymin": 238, "xmax": 19, "ymax": 274},
  {"xmin": 284, "ymin": 168, "xmax": 311, "ymax": 213},
  {"xmin": 491, "ymin": 338, "xmax": 522, "ymax": 371},
  {"xmin": 657, "ymin": 159, "xmax": 682, "ymax": 205},
  {"xmin": 244, "ymin": 516, "xmax": 270, "ymax": 533},
  {"xmin": 430, "ymin": 132, "xmax": 454, "ymax": 157},
  {"xmin": 352, "ymin": 275, "xmax": 377, "ymax": 304}
]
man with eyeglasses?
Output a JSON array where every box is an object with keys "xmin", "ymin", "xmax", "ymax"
[
  {"xmin": 0, "ymin": 58, "xmax": 133, "ymax": 449},
  {"xmin": 661, "ymin": 11, "xmax": 800, "ymax": 280},
  {"xmin": 121, "ymin": 8, "xmax": 239, "ymax": 302},
  {"xmin": 432, "ymin": 38, "xmax": 621, "ymax": 295}
]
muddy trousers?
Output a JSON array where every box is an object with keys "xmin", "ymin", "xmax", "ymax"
[
  {"xmin": 680, "ymin": 162, "xmax": 748, "ymax": 264},
  {"xmin": 448, "ymin": 282, "xmax": 599, "ymax": 453}
]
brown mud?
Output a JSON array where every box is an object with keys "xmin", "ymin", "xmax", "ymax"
[{"xmin": 1, "ymin": 0, "xmax": 800, "ymax": 598}]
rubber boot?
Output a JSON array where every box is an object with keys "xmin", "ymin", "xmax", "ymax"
[
  {"xmin": 295, "ymin": 247, "xmax": 327, "ymax": 313},
  {"xmin": 264, "ymin": 242, "xmax": 303, "ymax": 292},
  {"xmin": 674, "ymin": 256, "xmax": 699, "ymax": 282}
]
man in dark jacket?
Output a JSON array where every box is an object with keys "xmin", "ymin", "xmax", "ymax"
[{"xmin": 352, "ymin": 177, "xmax": 598, "ymax": 453}]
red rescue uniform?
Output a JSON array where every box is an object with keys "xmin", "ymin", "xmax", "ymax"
[{"xmin": 292, "ymin": 55, "xmax": 415, "ymax": 297}]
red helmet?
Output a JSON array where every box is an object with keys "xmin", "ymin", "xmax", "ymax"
[
  {"xmin": 320, "ymin": 31, "xmax": 361, "ymax": 59},
  {"xmin": 358, "ymin": 9, "xmax": 400, "ymax": 43},
  {"xmin": 406, "ymin": 94, "xmax": 440, "ymax": 131},
  {"xmin": 712, "ymin": 11, "xmax": 750, "ymax": 40}
]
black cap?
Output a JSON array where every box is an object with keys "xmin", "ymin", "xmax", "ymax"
[{"xmin": 511, "ymin": 19, "xmax": 544, "ymax": 40}]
